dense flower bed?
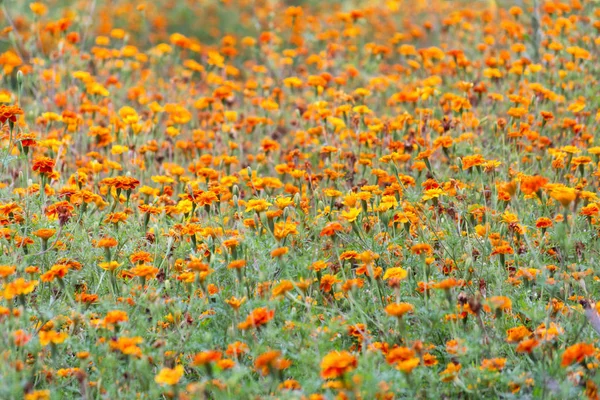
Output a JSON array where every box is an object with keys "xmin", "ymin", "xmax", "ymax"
[{"xmin": 1, "ymin": 0, "xmax": 600, "ymax": 398}]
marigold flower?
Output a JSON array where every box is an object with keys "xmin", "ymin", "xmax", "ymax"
[
  {"xmin": 227, "ymin": 260, "xmax": 246, "ymax": 270},
  {"xmin": 506, "ymin": 326, "xmax": 532, "ymax": 343},
  {"xmin": 255, "ymin": 350, "xmax": 291, "ymax": 376},
  {"xmin": 549, "ymin": 186, "xmax": 577, "ymax": 208},
  {"xmin": 96, "ymin": 237, "xmax": 118, "ymax": 248},
  {"xmin": 39, "ymin": 330, "xmax": 68, "ymax": 346},
  {"xmin": 226, "ymin": 341, "xmax": 249, "ymax": 358},
  {"xmin": 0, "ymin": 104, "xmax": 23, "ymax": 124},
  {"xmin": 0, "ymin": 265, "xmax": 16, "ymax": 278},
  {"xmin": 385, "ymin": 302, "xmax": 414, "ymax": 317},
  {"xmin": 3, "ymin": 278, "xmax": 38, "ymax": 299},
  {"xmin": 155, "ymin": 365, "xmax": 184, "ymax": 385},
  {"xmin": 320, "ymin": 222, "xmax": 343, "ymax": 237},
  {"xmin": 561, "ymin": 343, "xmax": 596, "ymax": 367},
  {"xmin": 110, "ymin": 336, "xmax": 143, "ymax": 357},
  {"xmin": 440, "ymin": 362, "xmax": 461, "ymax": 382},
  {"xmin": 130, "ymin": 264, "xmax": 159, "ymax": 279},
  {"xmin": 271, "ymin": 247, "xmax": 289, "ymax": 257},
  {"xmin": 320, "ymin": 351, "xmax": 357, "ymax": 379},
  {"xmin": 480, "ymin": 358, "xmax": 506, "ymax": 371},
  {"xmin": 238, "ymin": 307, "xmax": 274, "ymax": 330},
  {"xmin": 32, "ymin": 157, "xmax": 55, "ymax": 174},
  {"xmin": 383, "ymin": 267, "xmax": 408, "ymax": 281},
  {"xmin": 192, "ymin": 351, "xmax": 222, "ymax": 366},
  {"xmin": 32, "ymin": 229, "xmax": 56, "ymax": 240},
  {"xmin": 245, "ymin": 199, "xmax": 272, "ymax": 213},
  {"xmin": 515, "ymin": 338, "xmax": 539, "ymax": 353},
  {"xmin": 341, "ymin": 208, "xmax": 361, "ymax": 223}
]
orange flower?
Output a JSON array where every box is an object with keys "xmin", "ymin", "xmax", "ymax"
[
  {"xmin": 155, "ymin": 365, "xmax": 184, "ymax": 385},
  {"xmin": 32, "ymin": 229, "xmax": 56, "ymax": 240},
  {"xmin": 386, "ymin": 347, "xmax": 416, "ymax": 365},
  {"xmin": 238, "ymin": 307, "xmax": 275, "ymax": 330},
  {"xmin": 32, "ymin": 157, "xmax": 55, "ymax": 174},
  {"xmin": 104, "ymin": 310, "xmax": 129, "ymax": 325},
  {"xmin": 245, "ymin": 199, "xmax": 272, "ymax": 213},
  {"xmin": 548, "ymin": 186, "xmax": 577, "ymax": 208},
  {"xmin": 110, "ymin": 336, "xmax": 143, "ymax": 357},
  {"xmin": 486, "ymin": 296, "xmax": 512, "ymax": 312},
  {"xmin": 320, "ymin": 351, "xmax": 357, "ymax": 379},
  {"xmin": 491, "ymin": 245, "xmax": 513, "ymax": 255},
  {"xmin": 130, "ymin": 264, "xmax": 159, "ymax": 279},
  {"xmin": 461, "ymin": 154, "xmax": 486, "ymax": 170},
  {"xmin": 226, "ymin": 341, "xmax": 249, "ymax": 358},
  {"xmin": 96, "ymin": 237, "xmax": 118, "ymax": 248},
  {"xmin": 535, "ymin": 217, "xmax": 553, "ymax": 229},
  {"xmin": 0, "ymin": 265, "xmax": 16, "ymax": 278},
  {"xmin": 506, "ymin": 326, "xmax": 532, "ymax": 343},
  {"xmin": 561, "ymin": 343, "xmax": 595, "ymax": 367},
  {"xmin": 319, "ymin": 274, "xmax": 340, "ymax": 292},
  {"xmin": 480, "ymin": 358, "xmax": 507, "ymax": 371},
  {"xmin": 515, "ymin": 338, "xmax": 539, "ymax": 353},
  {"xmin": 40, "ymin": 264, "xmax": 69, "ymax": 282},
  {"xmin": 385, "ymin": 302, "xmax": 414, "ymax": 318},
  {"xmin": 13, "ymin": 329, "xmax": 31, "ymax": 346},
  {"xmin": 440, "ymin": 362, "xmax": 461, "ymax": 382},
  {"xmin": 225, "ymin": 296, "xmax": 246, "ymax": 310},
  {"xmin": 271, "ymin": 247, "xmax": 289, "ymax": 258},
  {"xmin": 0, "ymin": 104, "xmax": 23, "ymax": 124},
  {"xmin": 227, "ymin": 260, "xmax": 246, "ymax": 269},
  {"xmin": 39, "ymin": 330, "xmax": 68, "ymax": 346},
  {"xmin": 383, "ymin": 267, "xmax": 408, "ymax": 281},
  {"xmin": 192, "ymin": 351, "xmax": 222, "ymax": 366},
  {"xmin": 255, "ymin": 350, "xmax": 291, "ymax": 376},
  {"xmin": 3, "ymin": 278, "xmax": 38, "ymax": 299},
  {"xmin": 519, "ymin": 175, "xmax": 548, "ymax": 196},
  {"xmin": 271, "ymin": 280, "xmax": 294, "ymax": 298}
]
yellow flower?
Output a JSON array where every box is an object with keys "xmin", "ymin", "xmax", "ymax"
[
  {"xmin": 39, "ymin": 330, "xmax": 68, "ymax": 346},
  {"xmin": 30, "ymin": 2, "xmax": 48, "ymax": 16},
  {"xmin": 274, "ymin": 197, "xmax": 294, "ymax": 210},
  {"xmin": 549, "ymin": 186, "xmax": 577, "ymax": 208},
  {"xmin": 176, "ymin": 199, "xmax": 193, "ymax": 214},
  {"xmin": 155, "ymin": 365, "xmax": 184, "ymax": 385},
  {"xmin": 98, "ymin": 261, "xmax": 122, "ymax": 271},
  {"xmin": 383, "ymin": 267, "xmax": 408, "ymax": 281},
  {"xmin": 397, "ymin": 357, "xmax": 420, "ymax": 373},
  {"xmin": 245, "ymin": 199, "xmax": 272, "ymax": 213},
  {"xmin": 422, "ymin": 188, "xmax": 445, "ymax": 201},
  {"xmin": 341, "ymin": 208, "xmax": 361, "ymax": 223}
]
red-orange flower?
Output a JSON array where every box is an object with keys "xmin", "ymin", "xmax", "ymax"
[
  {"xmin": 238, "ymin": 307, "xmax": 274, "ymax": 330},
  {"xmin": 32, "ymin": 157, "xmax": 55, "ymax": 174}
]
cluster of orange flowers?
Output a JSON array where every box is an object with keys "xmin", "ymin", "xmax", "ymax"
[{"xmin": 2, "ymin": 0, "xmax": 600, "ymax": 398}]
